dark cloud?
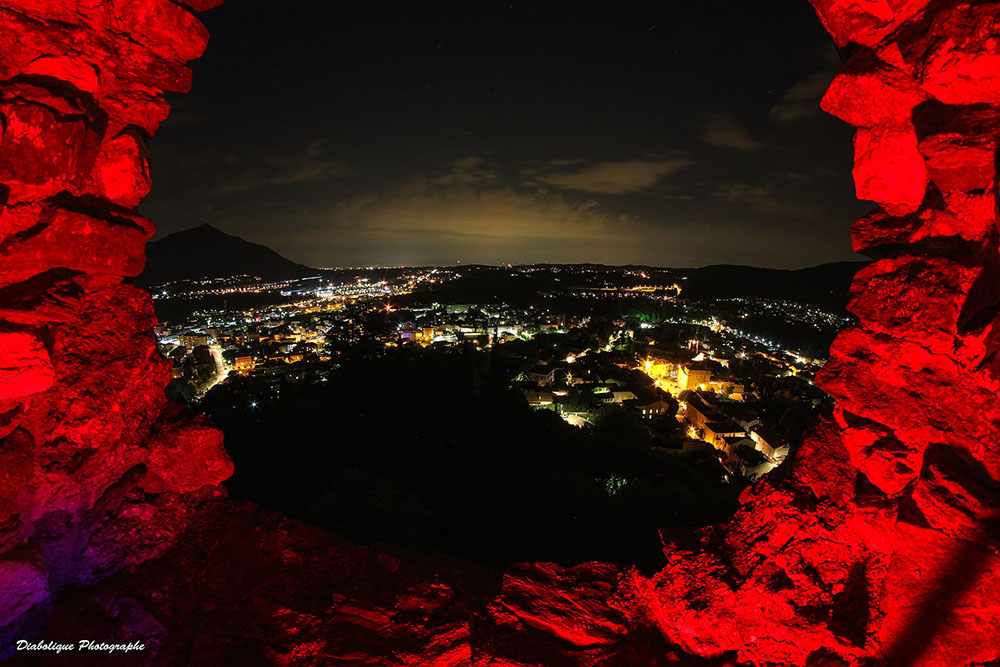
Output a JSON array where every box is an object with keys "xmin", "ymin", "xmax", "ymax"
[
  {"xmin": 206, "ymin": 139, "xmax": 350, "ymax": 197},
  {"xmin": 713, "ymin": 182, "xmax": 821, "ymax": 218},
  {"xmin": 523, "ymin": 157, "xmax": 695, "ymax": 194},
  {"xmin": 770, "ymin": 70, "xmax": 836, "ymax": 122},
  {"xmin": 703, "ymin": 113, "xmax": 764, "ymax": 151},
  {"xmin": 430, "ymin": 156, "xmax": 499, "ymax": 186},
  {"xmin": 210, "ymin": 158, "xmax": 350, "ymax": 197}
]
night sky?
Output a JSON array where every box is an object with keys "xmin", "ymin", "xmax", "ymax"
[{"xmin": 142, "ymin": 0, "xmax": 871, "ymax": 269}]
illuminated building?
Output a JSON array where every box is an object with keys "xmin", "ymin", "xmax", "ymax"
[
  {"xmin": 750, "ymin": 426, "xmax": 790, "ymax": 463},
  {"xmin": 178, "ymin": 332, "xmax": 210, "ymax": 348},
  {"xmin": 233, "ymin": 356, "xmax": 255, "ymax": 374},
  {"xmin": 678, "ymin": 364, "xmax": 712, "ymax": 390},
  {"xmin": 523, "ymin": 390, "xmax": 553, "ymax": 406},
  {"xmin": 527, "ymin": 365, "xmax": 558, "ymax": 386},
  {"xmin": 682, "ymin": 393, "xmax": 713, "ymax": 430},
  {"xmin": 702, "ymin": 421, "xmax": 745, "ymax": 451},
  {"xmin": 605, "ymin": 389, "xmax": 637, "ymax": 404},
  {"xmin": 638, "ymin": 399, "xmax": 673, "ymax": 419}
]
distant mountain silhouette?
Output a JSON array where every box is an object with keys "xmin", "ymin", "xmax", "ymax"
[{"xmin": 139, "ymin": 224, "xmax": 314, "ymax": 287}]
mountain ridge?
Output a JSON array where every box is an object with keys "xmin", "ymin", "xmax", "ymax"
[
  {"xmin": 140, "ymin": 225, "xmax": 865, "ymax": 311},
  {"xmin": 139, "ymin": 224, "xmax": 314, "ymax": 287}
]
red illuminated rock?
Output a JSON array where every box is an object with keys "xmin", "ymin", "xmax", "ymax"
[
  {"xmin": 2, "ymin": 0, "xmax": 1000, "ymax": 665},
  {"xmin": 919, "ymin": 136, "xmax": 996, "ymax": 193},
  {"xmin": 23, "ymin": 56, "xmax": 101, "ymax": 93},
  {"xmin": 0, "ymin": 332, "xmax": 53, "ymax": 400},
  {"xmin": 898, "ymin": 3, "xmax": 1000, "ymax": 105},
  {"xmin": 820, "ymin": 329, "xmax": 1000, "ymax": 446},
  {"xmin": 0, "ymin": 0, "xmax": 231, "ymax": 652},
  {"xmin": 487, "ymin": 562, "xmax": 629, "ymax": 648},
  {"xmin": 630, "ymin": 1, "xmax": 1000, "ymax": 663},
  {"xmin": 915, "ymin": 104, "xmax": 1000, "ymax": 194},
  {"xmin": 87, "ymin": 130, "xmax": 153, "ymax": 207},
  {"xmin": 177, "ymin": 0, "xmax": 224, "ymax": 11},
  {"xmin": 0, "ymin": 101, "xmax": 100, "ymax": 202},
  {"xmin": 846, "ymin": 256, "xmax": 988, "ymax": 338},
  {"xmin": 910, "ymin": 445, "xmax": 1000, "ymax": 546},
  {"xmin": 809, "ymin": 0, "xmax": 931, "ymax": 48},
  {"xmin": 0, "ymin": 206, "xmax": 153, "ymax": 289},
  {"xmin": 112, "ymin": 0, "xmax": 211, "ymax": 62},
  {"xmin": 0, "ymin": 4, "xmax": 194, "ymax": 127},
  {"xmin": 143, "ymin": 405, "xmax": 234, "ymax": 494},
  {"xmin": 821, "ymin": 53, "xmax": 927, "ymax": 127},
  {"xmin": 878, "ymin": 521, "xmax": 1000, "ymax": 666},
  {"xmin": 34, "ymin": 503, "xmax": 498, "ymax": 666},
  {"xmin": 852, "ymin": 125, "xmax": 928, "ymax": 214},
  {"xmin": 836, "ymin": 408, "xmax": 919, "ymax": 496},
  {"xmin": 852, "ymin": 196, "xmax": 997, "ymax": 260}
]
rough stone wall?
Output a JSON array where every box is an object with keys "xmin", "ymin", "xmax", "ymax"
[
  {"xmin": 0, "ymin": 0, "xmax": 232, "ymax": 652},
  {"xmin": 0, "ymin": 0, "xmax": 998, "ymax": 665},
  {"xmin": 625, "ymin": 1, "xmax": 1000, "ymax": 665}
]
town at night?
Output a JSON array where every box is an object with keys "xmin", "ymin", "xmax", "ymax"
[
  {"xmin": 1, "ymin": 0, "xmax": 999, "ymax": 665},
  {"xmin": 154, "ymin": 259, "xmax": 850, "ymax": 492}
]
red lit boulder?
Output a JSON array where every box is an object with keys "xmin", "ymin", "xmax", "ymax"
[
  {"xmin": 0, "ymin": 331, "xmax": 53, "ymax": 399},
  {"xmin": 821, "ymin": 53, "xmax": 927, "ymax": 127},
  {"xmin": 23, "ymin": 56, "xmax": 101, "ymax": 94},
  {"xmin": 878, "ymin": 521, "xmax": 1000, "ymax": 666},
  {"xmin": 0, "ymin": 427, "xmax": 32, "ymax": 513},
  {"xmin": 177, "ymin": 0, "xmax": 224, "ymax": 11},
  {"xmin": 852, "ymin": 192, "xmax": 997, "ymax": 258},
  {"xmin": 0, "ymin": 0, "xmax": 230, "ymax": 654},
  {"xmin": 99, "ymin": 89, "xmax": 173, "ymax": 137},
  {"xmin": 33, "ymin": 503, "xmax": 498, "ymax": 666},
  {"xmin": 2, "ymin": 0, "xmax": 1000, "ymax": 664},
  {"xmin": 0, "ymin": 270, "xmax": 86, "ymax": 327},
  {"xmin": 909, "ymin": 445, "xmax": 1000, "ymax": 546},
  {"xmin": 914, "ymin": 104, "xmax": 1000, "ymax": 194},
  {"xmin": 86, "ymin": 130, "xmax": 153, "ymax": 207},
  {"xmin": 111, "ymin": 0, "xmax": 210, "ymax": 63},
  {"xmin": 0, "ymin": 206, "xmax": 153, "ymax": 289},
  {"xmin": 820, "ymin": 328, "xmax": 1000, "ymax": 480},
  {"xmin": 142, "ymin": 406, "xmax": 234, "ymax": 494},
  {"xmin": 919, "ymin": 136, "xmax": 996, "ymax": 193},
  {"xmin": 835, "ymin": 408, "xmax": 920, "ymax": 496},
  {"xmin": 808, "ymin": 0, "xmax": 931, "ymax": 48},
  {"xmin": 852, "ymin": 125, "xmax": 928, "ymax": 214},
  {"xmin": 486, "ymin": 562, "xmax": 629, "ymax": 649},
  {"xmin": 0, "ymin": 101, "xmax": 100, "ymax": 203},
  {"xmin": 846, "ymin": 256, "xmax": 988, "ymax": 340},
  {"xmin": 905, "ymin": 3, "xmax": 1000, "ymax": 105}
]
